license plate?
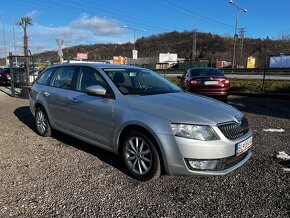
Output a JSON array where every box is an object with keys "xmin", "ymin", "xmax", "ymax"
[
  {"xmin": 236, "ymin": 137, "xmax": 252, "ymax": 156},
  {"xmin": 204, "ymin": 81, "xmax": 218, "ymax": 85}
]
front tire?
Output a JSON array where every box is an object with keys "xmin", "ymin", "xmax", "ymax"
[
  {"xmin": 122, "ymin": 130, "xmax": 161, "ymax": 181},
  {"xmin": 35, "ymin": 107, "xmax": 52, "ymax": 137}
]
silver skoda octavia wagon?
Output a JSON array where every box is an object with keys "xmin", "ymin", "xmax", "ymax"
[{"xmin": 29, "ymin": 63, "xmax": 252, "ymax": 181}]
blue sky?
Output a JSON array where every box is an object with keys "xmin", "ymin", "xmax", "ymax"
[{"xmin": 0, "ymin": 0, "xmax": 290, "ymax": 56}]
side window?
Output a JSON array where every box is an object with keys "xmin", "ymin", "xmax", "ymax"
[
  {"xmin": 50, "ymin": 67, "xmax": 76, "ymax": 89},
  {"xmin": 76, "ymin": 67, "xmax": 106, "ymax": 92},
  {"xmin": 105, "ymin": 70, "xmax": 132, "ymax": 94},
  {"xmin": 36, "ymin": 68, "xmax": 54, "ymax": 85}
]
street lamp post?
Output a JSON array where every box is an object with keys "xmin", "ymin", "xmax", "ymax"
[
  {"xmin": 229, "ymin": 0, "xmax": 247, "ymax": 68},
  {"xmin": 123, "ymin": 25, "xmax": 146, "ymax": 53}
]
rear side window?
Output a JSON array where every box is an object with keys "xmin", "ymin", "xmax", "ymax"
[
  {"xmin": 50, "ymin": 67, "xmax": 76, "ymax": 89},
  {"xmin": 37, "ymin": 68, "xmax": 55, "ymax": 85}
]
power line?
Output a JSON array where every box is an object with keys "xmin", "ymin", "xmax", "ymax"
[
  {"xmin": 23, "ymin": 0, "xmax": 234, "ymax": 35},
  {"xmin": 159, "ymin": 0, "xmax": 234, "ymax": 31},
  {"xmin": 23, "ymin": 0, "xmax": 188, "ymax": 33}
]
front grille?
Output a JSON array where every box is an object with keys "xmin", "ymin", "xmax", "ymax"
[{"xmin": 218, "ymin": 116, "xmax": 250, "ymax": 140}]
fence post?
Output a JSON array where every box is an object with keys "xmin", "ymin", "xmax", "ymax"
[
  {"xmin": 8, "ymin": 52, "xmax": 15, "ymax": 97},
  {"xmin": 261, "ymin": 55, "xmax": 268, "ymax": 93}
]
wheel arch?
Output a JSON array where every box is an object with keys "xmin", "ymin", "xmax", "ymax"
[
  {"xmin": 34, "ymin": 102, "xmax": 47, "ymax": 116},
  {"xmin": 117, "ymin": 124, "xmax": 168, "ymax": 174},
  {"xmin": 34, "ymin": 102, "xmax": 53, "ymax": 126}
]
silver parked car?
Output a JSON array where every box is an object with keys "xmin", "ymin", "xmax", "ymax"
[{"xmin": 29, "ymin": 63, "xmax": 253, "ymax": 181}]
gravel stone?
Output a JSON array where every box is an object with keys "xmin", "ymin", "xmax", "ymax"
[{"xmin": 0, "ymin": 88, "xmax": 289, "ymax": 217}]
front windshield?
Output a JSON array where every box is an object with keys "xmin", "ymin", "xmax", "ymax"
[{"xmin": 102, "ymin": 68, "xmax": 182, "ymax": 95}]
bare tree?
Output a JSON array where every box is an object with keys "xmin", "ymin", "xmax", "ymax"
[
  {"xmin": 278, "ymin": 32, "xmax": 290, "ymax": 43},
  {"xmin": 16, "ymin": 16, "xmax": 32, "ymax": 85}
]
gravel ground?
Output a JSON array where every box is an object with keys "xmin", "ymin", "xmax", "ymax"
[{"xmin": 0, "ymin": 87, "xmax": 289, "ymax": 217}]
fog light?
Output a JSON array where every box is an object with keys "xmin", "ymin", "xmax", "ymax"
[{"xmin": 187, "ymin": 160, "xmax": 218, "ymax": 170}]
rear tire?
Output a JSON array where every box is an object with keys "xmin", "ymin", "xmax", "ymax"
[
  {"xmin": 35, "ymin": 107, "xmax": 52, "ymax": 137},
  {"xmin": 122, "ymin": 130, "xmax": 161, "ymax": 181}
]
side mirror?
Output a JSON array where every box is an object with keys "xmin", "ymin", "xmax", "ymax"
[{"xmin": 85, "ymin": 85, "xmax": 107, "ymax": 97}]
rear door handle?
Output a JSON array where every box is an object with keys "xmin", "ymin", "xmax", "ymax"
[{"xmin": 43, "ymin": 91, "xmax": 50, "ymax": 97}]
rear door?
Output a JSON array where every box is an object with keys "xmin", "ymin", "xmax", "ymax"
[{"xmin": 46, "ymin": 66, "xmax": 78, "ymax": 130}]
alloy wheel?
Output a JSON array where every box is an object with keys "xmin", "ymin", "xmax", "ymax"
[
  {"xmin": 36, "ymin": 109, "xmax": 48, "ymax": 135},
  {"xmin": 125, "ymin": 136, "xmax": 153, "ymax": 175}
]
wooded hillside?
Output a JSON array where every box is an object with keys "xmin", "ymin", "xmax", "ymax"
[{"xmin": 25, "ymin": 30, "xmax": 290, "ymax": 68}]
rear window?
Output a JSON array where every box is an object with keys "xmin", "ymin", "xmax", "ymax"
[
  {"xmin": 190, "ymin": 68, "xmax": 224, "ymax": 77},
  {"xmin": 50, "ymin": 67, "xmax": 76, "ymax": 89}
]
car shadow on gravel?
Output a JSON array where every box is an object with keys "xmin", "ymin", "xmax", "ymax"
[
  {"xmin": 14, "ymin": 106, "xmax": 37, "ymax": 132},
  {"xmin": 14, "ymin": 106, "xmax": 131, "ymax": 178},
  {"xmin": 52, "ymin": 130, "xmax": 130, "ymax": 177}
]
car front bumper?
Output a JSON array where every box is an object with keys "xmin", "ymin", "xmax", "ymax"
[{"xmin": 157, "ymin": 130, "xmax": 253, "ymax": 176}]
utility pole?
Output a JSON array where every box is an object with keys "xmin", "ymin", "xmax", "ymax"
[
  {"xmin": 192, "ymin": 29, "xmax": 198, "ymax": 62},
  {"xmin": 239, "ymin": 27, "xmax": 246, "ymax": 67},
  {"xmin": 12, "ymin": 17, "xmax": 17, "ymax": 66},
  {"xmin": 2, "ymin": 17, "xmax": 7, "ymax": 66}
]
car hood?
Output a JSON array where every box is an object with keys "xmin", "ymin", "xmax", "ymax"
[{"xmin": 126, "ymin": 92, "xmax": 243, "ymax": 125}]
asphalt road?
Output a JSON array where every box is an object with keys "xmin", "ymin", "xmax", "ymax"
[
  {"xmin": 225, "ymin": 74, "xmax": 290, "ymax": 80},
  {"xmin": 163, "ymin": 73, "xmax": 290, "ymax": 80},
  {"xmin": 0, "ymin": 89, "xmax": 289, "ymax": 217}
]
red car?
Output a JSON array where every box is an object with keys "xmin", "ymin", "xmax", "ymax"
[
  {"xmin": 0, "ymin": 68, "xmax": 11, "ymax": 86},
  {"xmin": 178, "ymin": 67, "xmax": 230, "ymax": 102}
]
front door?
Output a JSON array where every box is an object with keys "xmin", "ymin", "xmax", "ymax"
[{"xmin": 68, "ymin": 66, "xmax": 115, "ymax": 148}]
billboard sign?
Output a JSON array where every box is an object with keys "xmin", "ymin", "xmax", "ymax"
[
  {"xmin": 159, "ymin": 53, "xmax": 178, "ymax": 63},
  {"xmin": 247, "ymin": 56, "xmax": 256, "ymax": 68},
  {"xmin": 132, "ymin": 50, "xmax": 138, "ymax": 59},
  {"xmin": 113, "ymin": 56, "xmax": 128, "ymax": 64},
  {"xmin": 269, "ymin": 54, "xmax": 290, "ymax": 68},
  {"xmin": 77, "ymin": 53, "xmax": 88, "ymax": 60}
]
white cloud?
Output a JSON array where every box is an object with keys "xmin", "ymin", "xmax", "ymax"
[
  {"xmin": 52, "ymin": 27, "xmax": 75, "ymax": 37},
  {"xmin": 28, "ymin": 15, "xmax": 124, "ymax": 41},
  {"xmin": 72, "ymin": 15, "xmax": 123, "ymax": 35},
  {"xmin": 26, "ymin": 10, "xmax": 38, "ymax": 18},
  {"xmin": 8, "ymin": 15, "xmax": 128, "ymax": 55}
]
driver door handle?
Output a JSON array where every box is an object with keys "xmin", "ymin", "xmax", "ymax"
[{"xmin": 68, "ymin": 97, "xmax": 79, "ymax": 103}]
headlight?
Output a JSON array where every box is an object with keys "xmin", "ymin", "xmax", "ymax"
[{"xmin": 171, "ymin": 123, "xmax": 219, "ymax": 141}]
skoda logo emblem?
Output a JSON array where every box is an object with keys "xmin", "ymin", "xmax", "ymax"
[{"xmin": 235, "ymin": 115, "xmax": 242, "ymax": 125}]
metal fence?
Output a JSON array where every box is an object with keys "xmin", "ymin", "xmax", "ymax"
[
  {"xmin": 8, "ymin": 53, "xmax": 39, "ymax": 99},
  {"xmin": 155, "ymin": 68, "xmax": 290, "ymax": 95}
]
